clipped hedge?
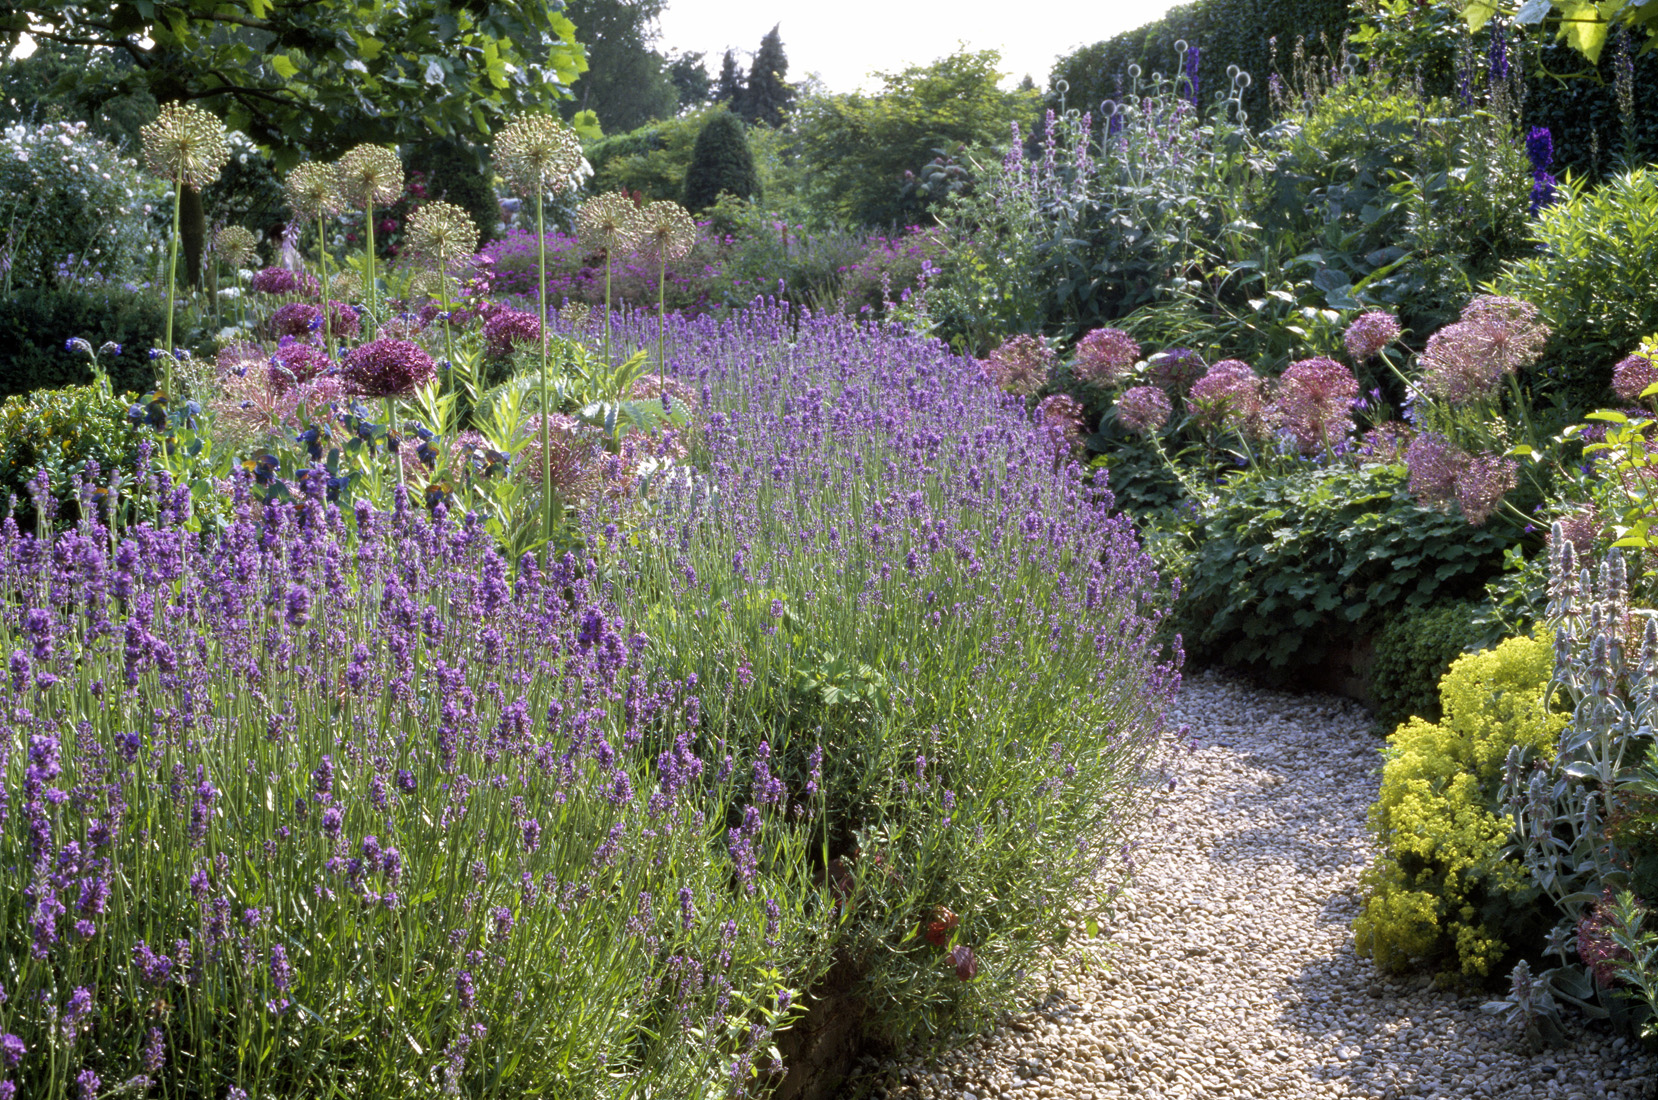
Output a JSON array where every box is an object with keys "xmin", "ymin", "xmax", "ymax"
[
  {"xmin": 0, "ymin": 286, "xmax": 164, "ymax": 398},
  {"xmin": 1366, "ymin": 599, "xmax": 1488, "ymax": 734},
  {"xmin": 1048, "ymin": 0, "xmax": 1354, "ymax": 124}
]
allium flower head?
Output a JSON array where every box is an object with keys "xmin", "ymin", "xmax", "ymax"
[
  {"xmin": 335, "ymin": 144, "xmax": 404, "ymax": 208},
  {"xmin": 1549, "ymin": 506, "xmax": 1599, "ymax": 558},
  {"xmin": 576, "ymin": 192, "xmax": 646, "ymax": 255},
  {"xmin": 1459, "ymin": 294, "xmax": 1549, "ymax": 369},
  {"xmin": 329, "ymin": 269, "xmax": 363, "ymax": 302},
  {"xmin": 285, "ymin": 161, "xmax": 343, "ymax": 219},
  {"xmin": 1187, "ymin": 359, "xmax": 1265, "ymax": 435},
  {"xmin": 1035, "ymin": 392, "xmax": 1085, "ymax": 443},
  {"xmin": 1417, "ymin": 321, "xmax": 1507, "ymax": 404},
  {"xmin": 269, "ymin": 343, "xmax": 332, "ymax": 394},
  {"xmin": 1116, "ymin": 385, "xmax": 1172, "ymax": 434},
  {"xmin": 403, "ymin": 201, "xmax": 479, "ymax": 265},
  {"xmin": 518, "ymin": 413, "xmax": 603, "ymax": 500},
  {"xmin": 1358, "ymin": 421, "xmax": 1414, "ymax": 463},
  {"xmin": 1344, "ymin": 311, "xmax": 1401, "ymax": 363},
  {"xmin": 1071, "ymin": 327, "xmax": 1140, "ymax": 387},
  {"xmin": 1455, "ymin": 453, "xmax": 1518, "ymax": 526},
  {"xmin": 268, "ymin": 302, "xmax": 322, "ymax": 340},
  {"xmin": 214, "ymin": 225, "xmax": 259, "ymax": 268},
  {"xmin": 140, "ymin": 102, "xmax": 231, "ymax": 189},
  {"xmin": 1145, "ymin": 347, "xmax": 1206, "ymax": 395},
  {"xmin": 628, "ymin": 373, "xmax": 700, "ymax": 417},
  {"xmin": 494, "ymin": 114, "xmax": 584, "ymax": 197},
  {"xmin": 637, "ymin": 200, "xmax": 697, "ymax": 265},
  {"xmin": 483, "ymin": 307, "xmax": 543, "ymax": 360},
  {"xmin": 1270, "ymin": 357, "xmax": 1358, "ymax": 453},
  {"xmin": 249, "ymin": 266, "xmax": 318, "ymax": 297},
  {"xmin": 980, "ymin": 333, "xmax": 1056, "ymax": 397},
  {"xmin": 341, "ymin": 339, "xmax": 435, "ymax": 398},
  {"xmin": 1404, "ymin": 431, "xmax": 1470, "ymax": 510},
  {"xmin": 1612, "ymin": 351, "xmax": 1658, "ymax": 402}
]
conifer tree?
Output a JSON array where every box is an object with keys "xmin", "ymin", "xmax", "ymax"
[
  {"xmin": 713, "ymin": 49, "xmax": 747, "ymax": 115},
  {"xmin": 683, "ymin": 109, "xmax": 761, "ymax": 212},
  {"xmin": 742, "ymin": 24, "xmax": 794, "ymax": 127}
]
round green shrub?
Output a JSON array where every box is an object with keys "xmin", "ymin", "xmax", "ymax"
[
  {"xmin": 1367, "ymin": 598, "xmax": 1488, "ymax": 734},
  {"xmin": 1353, "ymin": 630, "xmax": 1564, "ymax": 981},
  {"xmin": 0, "ymin": 383, "xmax": 146, "ymax": 529},
  {"xmin": 0, "ymin": 285, "xmax": 165, "ymax": 399},
  {"xmin": 683, "ymin": 109, "xmax": 761, "ymax": 213}
]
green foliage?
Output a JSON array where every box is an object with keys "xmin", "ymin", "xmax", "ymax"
[
  {"xmin": 738, "ymin": 24, "xmax": 793, "ymax": 128},
  {"xmin": 683, "ymin": 109, "xmax": 761, "ymax": 213},
  {"xmin": 0, "ymin": 117, "xmax": 157, "ymax": 291},
  {"xmin": 1174, "ymin": 462, "xmax": 1514, "ymax": 676},
  {"xmin": 1353, "ymin": 630, "xmax": 1564, "ymax": 979},
  {"xmin": 1049, "ymin": 0, "xmax": 1356, "ymax": 127},
  {"xmin": 0, "ymin": 383, "xmax": 146, "ymax": 526},
  {"xmin": 0, "ymin": 2, "xmax": 587, "ymax": 169},
  {"xmin": 1459, "ymin": 0, "xmax": 1658, "ymax": 65},
  {"xmin": 0, "ymin": 285, "xmax": 164, "ymax": 398},
  {"xmin": 561, "ymin": 0, "xmax": 679, "ymax": 134},
  {"xmin": 587, "ymin": 106, "xmax": 719, "ymax": 202},
  {"xmin": 700, "ymin": 195, "xmax": 869, "ymax": 312},
  {"xmin": 1368, "ymin": 599, "xmax": 1490, "ymax": 732},
  {"xmin": 793, "ymin": 49, "xmax": 1039, "ymax": 228},
  {"xmin": 666, "ymin": 50, "xmax": 712, "ymax": 110},
  {"xmin": 406, "ymin": 139, "xmax": 500, "ymax": 246},
  {"xmin": 1492, "ymin": 168, "xmax": 1658, "ymax": 419},
  {"xmin": 0, "ymin": 42, "xmax": 156, "ymax": 152}
]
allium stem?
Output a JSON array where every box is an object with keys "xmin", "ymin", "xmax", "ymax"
[
  {"xmin": 364, "ymin": 201, "xmax": 378, "ymax": 328},
  {"xmin": 318, "ymin": 210, "xmax": 334, "ymax": 359},
  {"xmin": 164, "ymin": 167, "xmax": 182, "ymax": 400},
  {"xmin": 538, "ymin": 189, "xmax": 553, "ymax": 565},
  {"xmin": 604, "ymin": 248, "xmax": 615, "ymax": 369},
  {"xmin": 657, "ymin": 253, "xmax": 668, "ymax": 373}
]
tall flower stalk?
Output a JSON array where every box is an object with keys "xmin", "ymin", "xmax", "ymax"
[
  {"xmin": 138, "ymin": 102, "xmax": 229, "ymax": 403},
  {"xmin": 495, "ymin": 114, "xmax": 585, "ymax": 557},
  {"xmin": 335, "ymin": 145, "xmax": 403, "ymax": 327},
  {"xmin": 284, "ymin": 162, "xmax": 344, "ymax": 357},
  {"xmin": 637, "ymin": 200, "xmax": 696, "ymax": 372},
  {"xmin": 404, "ymin": 200, "xmax": 479, "ymax": 381},
  {"xmin": 576, "ymin": 192, "xmax": 645, "ymax": 369}
]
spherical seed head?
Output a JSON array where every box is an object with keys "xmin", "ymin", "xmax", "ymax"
[
  {"xmin": 336, "ymin": 144, "xmax": 404, "ymax": 208},
  {"xmin": 214, "ymin": 225, "xmax": 259, "ymax": 268},
  {"xmin": 330, "ymin": 269, "xmax": 363, "ymax": 302},
  {"xmin": 576, "ymin": 192, "xmax": 645, "ymax": 254},
  {"xmin": 140, "ymin": 102, "xmax": 231, "ymax": 190},
  {"xmin": 285, "ymin": 161, "xmax": 343, "ymax": 219},
  {"xmin": 637, "ymin": 199, "xmax": 697, "ymax": 265},
  {"xmin": 1117, "ymin": 385, "xmax": 1172, "ymax": 434},
  {"xmin": 404, "ymin": 200, "xmax": 478, "ymax": 263},
  {"xmin": 495, "ymin": 114, "xmax": 584, "ymax": 197}
]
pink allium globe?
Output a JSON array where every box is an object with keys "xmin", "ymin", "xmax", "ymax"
[
  {"xmin": 1270, "ymin": 357, "xmax": 1358, "ymax": 453},
  {"xmin": 1034, "ymin": 392, "xmax": 1086, "ymax": 445},
  {"xmin": 1404, "ymin": 432, "xmax": 1470, "ymax": 511},
  {"xmin": 483, "ymin": 307, "xmax": 544, "ymax": 360},
  {"xmin": 1146, "ymin": 347, "xmax": 1206, "ymax": 396},
  {"xmin": 1343, "ymin": 311, "xmax": 1401, "ymax": 363},
  {"xmin": 1612, "ymin": 352, "xmax": 1658, "ymax": 403},
  {"xmin": 980, "ymin": 334, "xmax": 1057, "ymax": 396},
  {"xmin": 1187, "ymin": 360, "xmax": 1265, "ymax": 435},
  {"xmin": 1116, "ymin": 385, "xmax": 1172, "ymax": 434},
  {"xmin": 1455, "ymin": 453, "xmax": 1518, "ymax": 526},
  {"xmin": 341, "ymin": 339, "xmax": 436, "ymax": 398},
  {"xmin": 1071, "ymin": 327, "xmax": 1140, "ymax": 387},
  {"xmin": 267, "ymin": 302, "xmax": 321, "ymax": 340},
  {"xmin": 269, "ymin": 343, "xmax": 332, "ymax": 394},
  {"xmin": 249, "ymin": 266, "xmax": 320, "ymax": 297}
]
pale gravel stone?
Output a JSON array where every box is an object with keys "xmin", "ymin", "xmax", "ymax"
[{"xmin": 853, "ymin": 671, "xmax": 1658, "ymax": 1100}]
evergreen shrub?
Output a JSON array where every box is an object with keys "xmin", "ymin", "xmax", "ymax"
[
  {"xmin": 683, "ymin": 110, "xmax": 761, "ymax": 213},
  {"xmin": 1367, "ymin": 599, "xmax": 1488, "ymax": 734},
  {"xmin": 0, "ymin": 285, "xmax": 164, "ymax": 398}
]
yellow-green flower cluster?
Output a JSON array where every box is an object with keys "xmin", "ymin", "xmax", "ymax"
[
  {"xmin": 139, "ymin": 102, "xmax": 231, "ymax": 190},
  {"xmin": 495, "ymin": 114, "xmax": 584, "ymax": 197},
  {"xmin": 575, "ymin": 192, "xmax": 644, "ymax": 255},
  {"xmin": 336, "ymin": 144, "xmax": 403, "ymax": 208},
  {"xmin": 213, "ymin": 225, "xmax": 259, "ymax": 269},
  {"xmin": 403, "ymin": 200, "xmax": 478, "ymax": 265}
]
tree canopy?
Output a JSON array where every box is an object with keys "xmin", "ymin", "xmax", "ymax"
[
  {"xmin": 739, "ymin": 23, "xmax": 791, "ymax": 127},
  {"xmin": 1461, "ymin": 0, "xmax": 1658, "ymax": 63},
  {"xmin": 0, "ymin": 0, "xmax": 588, "ymax": 167},
  {"xmin": 561, "ymin": 0, "xmax": 678, "ymax": 134}
]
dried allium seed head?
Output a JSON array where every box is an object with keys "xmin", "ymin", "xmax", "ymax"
[
  {"xmin": 637, "ymin": 200, "xmax": 697, "ymax": 265},
  {"xmin": 335, "ymin": 144, "xmax": 404, "ymax": 208},
  {"xmin": 285, "ymin": 162, "xmax": 343, "ymax": 220},
  {"xmin": 140, "ymin": 102, "xmax": 231, "ymax": 190},
  {"xmin": 494, "ymin": 114, "xmax": 584, "ymax": 197},
  {"xmin": 341, "ymin": 338, "xmax": 435, "ymax": 398},
  {"xmin": 576, "ymin": 192, "xmax": 645, "ymax": 255},
  {"xmin": 518, "ymin": 413, "xmax": 604, "ymax": 500},
  {"xmin": 214, "ymin": 225, "xmax": 259, "ymax": 268},
  {"xmin": 403, "ymin": 200, "xmax": 478, "ymax": 264},
  {"xmin": 329, "ymin": 269, "xmax": 363, "ymax": 302}
]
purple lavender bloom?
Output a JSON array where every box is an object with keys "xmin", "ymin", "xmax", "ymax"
[
  {"xmin": 456, "ymin": 969, "xmax": 476, "ymax": 1011},
  {"xmin": 0, "ymin": 1035, "xmax": 21, "ymax": 1069}
]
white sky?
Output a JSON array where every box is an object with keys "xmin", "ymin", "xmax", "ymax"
[{"xmin": 655, "ymin": 0, "xmax": 1190, "ymax": 94}]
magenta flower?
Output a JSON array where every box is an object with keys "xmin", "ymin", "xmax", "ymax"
[
  {"xmin": 1116, "ymin": 385, "xmax": 1172, "ymax": 434},
  {"xmin": 1071, "ymin": 327, "xmax": 1140, "ymax": 387},
  {"xmin": 1403, "ymin": 432, "xmax": 1469, "ymax": 511},
  {"xmin": 483, "ymin": 307, "xmax": 543, "ymax": 360},
  {"xmin": 980, "ymin": 334, "xmax": 1057, "ymax": 396},
  {"xmin": 1187, "ymin": 360, "xmax": 1265, "ymax": 436},
  {"xmin": 1269, "ymin": 357, "xmax": 1358, "ymax": 453},
  {"xmin": 1612, "ymin": 352, "xmax": 1658, "ymax": 403},
  {"xmin": 1145, "ymin": 347, "xmax": 1206, "ymax": 396},
  {"xmin": 1343, "ymin": 311, "xmax": 1401, "ymax": 363},
  {"xmin": 1455, "ymin": 453, "xmax": 1518, "ymax": 526},
  {"xmin": 269, "ymin": 343, "xmax": 331, "ymax": 394},
  {"xmin": 341, "ymin": 339, "xmax": 436, "ymax": 398},
  {"xmin": 249, "ymin": 266, "xmax": 319, "ymax": 297}
]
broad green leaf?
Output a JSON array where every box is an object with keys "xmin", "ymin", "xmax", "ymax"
[
  {"xmin": 1462, "ymin": 0, "xmax": 1500, "ymax": 32},
  {"xmin": 271, "ymin": 54, "xmax": 299, "ymax": 79}
]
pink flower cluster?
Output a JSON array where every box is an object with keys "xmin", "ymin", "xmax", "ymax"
[
  {"xmin": 1417, "ymin": 295, "xmax": 1549, "ymax": 405},
  {"xmin": 1403, "ymin": 432, "xmax": 1517, "ymax": 525},
  {"xmin": 249, "ymin": 266, "xmax": 319, "ymax": 298},
  {"xmin": 483, "ymin": 307, "xmax": 544, "ymax": 360},
  {"xmin": 1116, "ymin": 385, "xmax": 1171, "ymax": 434},
  {"xmin": 1034, "ymin": 393, "xmax": 1085, "ymax": 446},
  {"xmin": 1343, "ymin": 311, "xmax": 1401, "ymax": 363},
  {"xmin": 266, "ymin": 301, "xmax": 360, "ymax": 342},
  {"xmin": 269, "ymin": 343, "xmax": 331, "ymax": 394},
  {"xmin": 1612, "ymin": 352, "xmax": 1658, "ymax": 403},
  {"xmin": 1145, "ymin": 347, "xmax": 1206, "ymax": 396},
  {"xmin": 980, "ymin": 334, "xmax": 1057, "ymax": 396},
  {"xmin": 1187, "ymin": 359, "xmax": 1266, "ymax": 436},
  {"xmin": 1270, "ymin": 357, "xmax": 1358, "ymax": 454},
  {"xmin": 1070, "ymin": 327, "xmax": 1140, "ymax": 388},
  {"xmin": 341, "ymin": 339, "xmax": 436, "ymax": 399}
]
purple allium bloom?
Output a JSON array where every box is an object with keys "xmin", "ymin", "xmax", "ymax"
[
  {"xmin": 340, "ymin": 338, "xmax": 436, "ymax": 398},
  {"xmin": 1116, "ymin": 385, "xmax": 1171, "ymax": 434},
  {"xmin": 1034, "ymin": 393, "xmax": 1085, "ymax": 445},
  {"xmin": 1344, "ymin": 311, "xmax": 1401, "ymax": 364},
  {"xmin": 1187, "ymin": 360, "xmax": 1265, "ymax": 436},
  {"xmin": 249, "ymin": 266, "xmax": 303, "ymax": 295},
  {"xmin": 1404, "ymin": 432, "xmax": 1470, "ymax": 511},
  {"xmin": 0, "ymin": 1034, "xmax": 21, "ymax": 1068},
  {"xmin": 1071, "ymin": 327, "xmax": 1140, "ymax": 388},
  {"xmin": 979, "ymin": 334, "xmax": 1057, "ymax": 396},
  {"xmin": 1456, "ymin": 453, "xmax": 1519, "ymax": 526},
  {"xmin": 1145, "ymin": 347, "xmax": 1206, "ymax": 396},
  {"xmin": 1359, "ymin": 421, "xmax": 1414, "ymax": 463},
  {"xmin": 1269, "ymin": 358, "xmax": 1358, "ymax": 453},
  {"xmin": 268, "ymin": 342, "xmax": 331, "ymax": 394},
  {"xmin": 268, "ymin": 301, "xmax": 323, "ymax": 340},
  {"xmin": 1613, "ymin": 352, "xmax": 1658, "ymax": 402},
  {"xmin": 483, "ymin": 307, "xmax": 543, "ymax": 359}
]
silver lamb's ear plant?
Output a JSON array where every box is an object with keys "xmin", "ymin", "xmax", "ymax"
[{"xmin": 1488, "ymin": 530, "xmax": 1658, "ymax": 1047}]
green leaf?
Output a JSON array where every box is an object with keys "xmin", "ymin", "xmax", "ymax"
[{"xmin": 271, "ymin": 54, "xmax": 299, "ymax": 79}]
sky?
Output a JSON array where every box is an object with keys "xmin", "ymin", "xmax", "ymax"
[{"xmin": 655, "ymin": 0, "xmax": 1190, "ymax": 95}]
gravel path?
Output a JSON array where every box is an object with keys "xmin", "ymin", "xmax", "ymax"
[{"xmin": 857, "ymin": 671, "xmax": 1658, "ymax": 1100}]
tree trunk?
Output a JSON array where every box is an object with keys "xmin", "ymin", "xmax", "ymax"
[{"xmin": 181, "ymin": 185, "xmax": 205, "ymax": 289}]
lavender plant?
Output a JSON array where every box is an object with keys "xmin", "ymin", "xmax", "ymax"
[
  {"xmin": 590, "ymin": 302, "xmax": 1183, "ymax": 1044},
  {"xmin": 0, "ymin": 467, "xmax": 833, "ymax": 1097}
]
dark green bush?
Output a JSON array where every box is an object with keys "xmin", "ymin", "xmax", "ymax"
[
  {"xmin": 1492, "ymin": 168, "xmax": 1658, "ymax": 422},
  {"xmin": 683, "ymin": 109, "xmax": 761, "ymax": 213},
  {"xmin": 1367, "ymin": 599, "xmax": 1488, "ymax": 733},
  {"xmin": 1174, "ymin": 462, "xmax": 1514, "ymax": 678},
  {"xmin": 405, "ymin": 139, "xmax": 501, "ymax": 245},
  {"xmin": 0, "ymin": 286, "xmax": 164, "ymax": 398},
  {"xmin": 0, "ymin": 384, "xmax": 145, "ymax": 528}
]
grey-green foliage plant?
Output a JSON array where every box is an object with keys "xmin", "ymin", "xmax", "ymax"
[
  {"xmin": 1491, "ymin": 168, "xmax": 1658, "ymax": 422},
  {"xmin": 1173, "ymin": 460, "xmax": 1514, "ymax": 677},
  {"xmin": 1492, "ymin": 538, "xmax": 1658, "ymax": 1045}
]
